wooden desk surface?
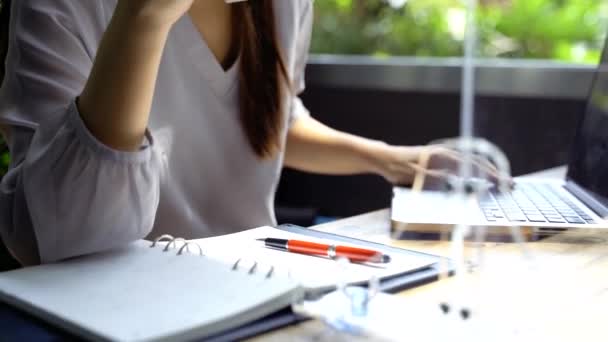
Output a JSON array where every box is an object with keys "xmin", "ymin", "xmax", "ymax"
[{"xmin": 253, "ymin": 166, "xmax": 608, "ymax": 341}]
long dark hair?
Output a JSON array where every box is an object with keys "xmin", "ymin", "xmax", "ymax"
[{"xmin": 232, "ymin": 1, "xmax": 290, "ymax": 159}]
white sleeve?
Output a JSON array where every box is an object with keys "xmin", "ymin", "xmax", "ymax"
[
  {"xmin": 0, "ymin": 0, "xmax": 161, "ymax": 264},
  {"xmin": 288, "ymin": 0, "xmax": 314, "ymax": 127}
]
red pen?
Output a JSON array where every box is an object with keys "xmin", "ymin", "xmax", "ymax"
[{"xmin": 256, "ymin": 238, "xmax": 391, "ymax": 264}]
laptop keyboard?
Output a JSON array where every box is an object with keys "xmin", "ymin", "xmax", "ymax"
[{"xmin": 479, "ymin": 183, "xmax": 595, "ymax": 225}]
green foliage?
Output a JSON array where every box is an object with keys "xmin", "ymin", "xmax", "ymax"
[
  {"xmin": 312, "ymin": 0, "xmax": 608, "ymax": 64},
  {"xmin": 313, "ymin": 0, "xmax": 463, "ymax": 57}
]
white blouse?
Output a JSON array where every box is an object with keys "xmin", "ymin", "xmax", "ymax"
[{"xmin": 0, "ymin": 0, "xmax": 313, "ymax": 264}]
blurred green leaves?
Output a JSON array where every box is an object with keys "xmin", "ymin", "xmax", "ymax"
[{"xmin": 312, "ymin": 0, "xmax": 608, "ymax": 64}]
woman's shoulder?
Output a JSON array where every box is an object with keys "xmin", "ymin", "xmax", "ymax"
[
  {"xmin": 273, "ymin": 0, "xmax": 313, "ymax": 25},
  {"xmin": 13, "ymin": 0, "xmax": 115, "ymax": 36},
  {"xmin": 10, "ymin": 0, "xmax": 117, "ymax": 60},
  {"xmin": 15, "ymin": 0, "xmax": 110, "ymax": 18}
]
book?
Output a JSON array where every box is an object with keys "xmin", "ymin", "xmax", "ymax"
[{"xmin": 0, "ymin": 225, "xmax": 440, "ymax": 341}]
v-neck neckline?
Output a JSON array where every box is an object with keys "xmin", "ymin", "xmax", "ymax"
[{"xmin": 175, "ymin": 14, "xmax": 240, "ymax": 98}]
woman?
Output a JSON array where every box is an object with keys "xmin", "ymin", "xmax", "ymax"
[{"xmin": 0, "ymin": 0, "xmax": 493, "ymax": 266}]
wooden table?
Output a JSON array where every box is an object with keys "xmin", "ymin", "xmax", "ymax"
[{"xmin": 253, "ymin": 167, "xmax": 608, "ymax": 341}]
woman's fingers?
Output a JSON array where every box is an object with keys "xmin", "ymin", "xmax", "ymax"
[
  {"xmin": 414, "ymin": 145, "xmax": 513, "ymax": 189},
  {"xmin": 434, "ymin": 146, "xmax": 506, "ymax": 177},
  {"xmin": 427, "ymin": 147, "xmax": 495, "ymax": 175},
  {"xmin": 388, "ymin": 144, "xmax": 513, "ymax": 190}
]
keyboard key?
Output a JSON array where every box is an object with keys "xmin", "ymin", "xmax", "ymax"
[
  {"xmin": 585, "ymin": 219, "xmax": 596, "ymax": 224},
  {"xmin": 564, "ymin": 216, "xmax": 585, "ymax": 224},
  {"xmin": 547, "ymin": 217, "xmax": 567, "ymax": 223},
  {"xmin": 526, "ymin": 215, "xmax": 546, "ymax": 222},
  {"xmin": 541, "ymin": 213, "xmax": 560, "ymax": 219},
  {"xmin": 503, "ymin": 210, "xmax": 522, "ymax": 214},
  {"xmin": 507, "ymin": 215, "xmax": 527, "ymax": 222},
  {"xmin": 540, "ymin": 209, "xmax": 558, "ymax": 214}
]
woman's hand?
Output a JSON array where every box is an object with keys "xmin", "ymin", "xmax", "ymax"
[
  {"xmin": 372, "ymin": 145, "xmax": 424, "ymax": 185},
  {"xmin": 377, "ymin": 145, "xmax": 509, "ymax": 188}
]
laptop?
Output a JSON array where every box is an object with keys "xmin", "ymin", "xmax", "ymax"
[{"xmin": 391, "ymin": 37, "xmax": 608, "ymax": 235}]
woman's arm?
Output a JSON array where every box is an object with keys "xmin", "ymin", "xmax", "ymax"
[
  {"xmin": 0, "ymin": 0, "xmax": 192, "ymax": 265},
  {"xmin": 285, "ymin": 115, "xmax": 422, "ymax": 185},
  {"xmin": 285, "ymin": 115, "xmax": 504, "ymax": 186},
  {"xmin": 284, "ymin": 1, "xmax": 425, "ymax": 185},
  {"xmin": 78, "ymin": 0, "xmax": 194, "ymax": 151}
]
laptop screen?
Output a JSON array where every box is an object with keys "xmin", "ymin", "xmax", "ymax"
[{"xmin": 567, "ymin": 37, "xmax": 608, "ymax": 208}]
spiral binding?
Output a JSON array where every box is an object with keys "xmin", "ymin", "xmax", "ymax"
[
  {"xmin": 150, "ymin": 234, "xmax": 204, "ymax": 256},
  {"xmin": 231, "ymin": 258, "xmax": 278, "ymax": 279},
  {"xmin": 150, "ymin": 235, "xmax": 280, "ymax": 279}
]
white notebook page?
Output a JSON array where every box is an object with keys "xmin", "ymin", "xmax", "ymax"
[{"xmin": 190, "ymin": 226, "xmax": 434, "ymax": 290}]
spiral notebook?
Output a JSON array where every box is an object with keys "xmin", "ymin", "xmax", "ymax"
[{"xmin": 0, "ymin": 225, "xmax": 441, "ymax": 341}]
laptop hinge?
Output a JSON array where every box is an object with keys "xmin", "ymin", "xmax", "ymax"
[{"xmin": 564, "ymin": 181, "xmax": 608, "ymax": 218}]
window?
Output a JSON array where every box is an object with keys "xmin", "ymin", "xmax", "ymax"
[{"xmin": 312, "ymin": 0, "xmax": 607, "ymax": 64}]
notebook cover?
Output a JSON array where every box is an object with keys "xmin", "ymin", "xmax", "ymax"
[{"xmin": 0, "ymin": 263, "xmax": 443, "ymax": 342}]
